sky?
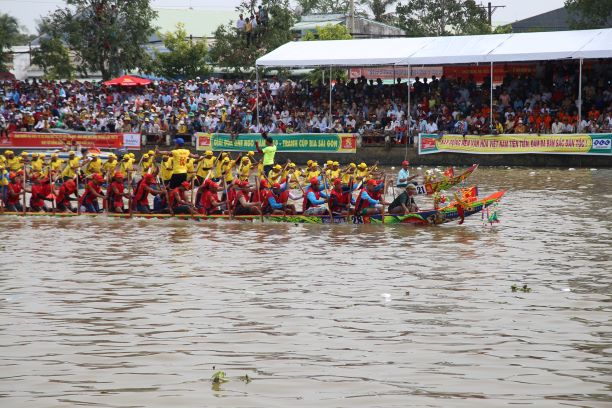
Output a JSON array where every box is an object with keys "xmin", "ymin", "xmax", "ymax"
[{"xmin": 1, "ymin": 0, "xmax": 567, "ymax": 33}]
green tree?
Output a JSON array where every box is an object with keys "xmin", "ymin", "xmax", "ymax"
[
  {"xmin": 40, "ymin": 0, "xmax": 157, "ymax": 80},
  {"xmin": 153, "ymin": 23, "xmax": 210, "ymax": 79},
  {"xmin": 296, "ymin": 0, "xmax": 351, "ymax": 14},
  {"xmin": 0, "ymin": 13, "xmax": 20, "ymax": 71},
  {"xmin": 565, "ymin": 0, "xmax": 612, "ymax": 29},
  {"xmin": 303, "ymin": 24, "xmax": 351, "ymax": 83},
  {"xmin": 210, "ymin": 0, "xmax": 295, "ymax": 73},
  {"xmin": 302, "ymin": 23, "xmax": 352, "ymax": 40},
  {"xmin": 396, "ymin": 0, "xmax": 489, "ymax": 36},
  {"xmin": 32, "ymin": 36, "xmax": 74, "ymax": 79},
  {"xmin": 359, "ymin": 0, "xmax": 397, "ymax": 23}
]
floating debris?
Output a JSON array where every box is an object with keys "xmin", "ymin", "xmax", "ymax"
[
  {"xmin": 511, "ymin": 284, "xmax": 532, "ymax": 293},
  {"xmin": 568, "ymin": 168, "xmax": 576, "ymax": 171},
  {"xmin": 212, "ymin": 371, "xmax": 228, "ymax": 384},
  {"xmin": 381, "ymin": 293, "xmax": 392, "ymax": 302},
  {"xmin": 561, "ymin": 288, "xmax": 571, "ymax": 292},
  {"xmin": 239, "ymin": 374, "xmax": 252, "ymax": 384},
  {"xmin": 590, "ymin": 168, "xmax": 597, "ymax": 171}
]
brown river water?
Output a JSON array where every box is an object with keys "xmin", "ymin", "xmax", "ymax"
[{"xmin": 1, "ymin": 166, "xmax": 611, "ymax": 407}]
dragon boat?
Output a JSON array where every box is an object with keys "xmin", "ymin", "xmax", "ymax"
[{"xmin": 0, "ymin": 191, "xmax": 504, "ymax": 226}]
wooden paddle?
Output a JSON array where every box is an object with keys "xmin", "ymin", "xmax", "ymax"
[
  {"xmin": 255, "ymin": 176, "xmax": 263, "ymax": 223},
  {"xmin": 127, "ymin": 171, "xmax": 133, "ymax": 218},
  {"xmin": 49, "ymin": 166, "xmax": 56, "ymax": 214},
  {"xmin": 381, "ymin": 174, "xmax": 387, "ymax": 224},
  {"xmin": 223, "ymin": 177, "xmax": 233, "ymax": 220},
  {"xmin": 321, "ymin": 171, "xmax": 334, "ymax": 220}
]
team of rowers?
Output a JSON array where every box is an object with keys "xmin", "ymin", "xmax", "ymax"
[{"xmin": 0, "ymin": 138, "xmax": 422, "ymax": 217}]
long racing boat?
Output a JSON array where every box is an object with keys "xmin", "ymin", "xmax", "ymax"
[{"xmin": 0, "ymin": 191, "xmax": 504, "ymax": 226}]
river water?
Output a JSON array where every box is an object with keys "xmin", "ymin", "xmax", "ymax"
[{"xmin": 1, "ymin": 166, "xmax": 611, "ymax": 408}]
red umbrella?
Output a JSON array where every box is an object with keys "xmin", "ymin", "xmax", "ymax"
[{"xmin": 103, "ymin": 75, "xmax": 151, "ymax": 87}]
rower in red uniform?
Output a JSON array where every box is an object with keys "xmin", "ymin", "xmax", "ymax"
[
  {"xmin": 354, "ymin": 179, "xmax": 389, "ymax": 216},
  {"xmin": 302, "ymin": 177, "xmax": 328, "ymax": 215},
  {"xmin": 232, "ymin": 180, "xmax": 261, "ymax": 216},
  {"xmin": 29, "ymin": 174, "xmax": 53, "ymax": 212},
  {"xmin": 55, "ymin": 179, "xmax": 78, "ymax": 213},
  {"xmin": 133, "ymin": 173, "xmax": 162, "ymax": 213},
  {"xmin": 263, "ymin": 181, "xmax": 296, "ymax": 215},
  {"xmin": 329, "ymin": 178, "xmax": 355, "ymax": 216},
  {"xmin": 6, "ymin": 171, "xmax": 24, "ymax": 212},
  {"xmin": 250, "ymin": 177, "xmax": 268, "ymax": 204},
  {"xmin": 79, "ymin": 173, "xmax": 106, "ymax": 213},
  {"xmin": 168, "ymin": 181, "xmax": 197, "ymax": 215},
  {"xmin": 108, "ymin": 172, "xmax": 130, "ymax": 213},
  {"xmin": 198, "ymin": 179, "xmax": 225, "ymax": 215}
]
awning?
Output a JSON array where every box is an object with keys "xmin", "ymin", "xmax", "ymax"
[{"xmin": 256, "ymin": 28, "xmax": 612, "ymax": 67}]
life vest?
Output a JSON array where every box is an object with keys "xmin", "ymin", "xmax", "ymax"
[
  {"xmin": 7, "ymin": 182, "xmax": 22, "ymax": 205},
  {"xmin": 133, "ymin": 178, "xmax": 148, "ymax": 205},
  {"xmin": 354, "ymin": 187, "xmax": 377, "ymax": 212},
  {"xmin": 30, "ymin": 183, "xmax": 50, "ymax": 207},
  {"xmin": 109, "ymin": 181, "xmax": 124, "ymax": 207},
  {"xmin": 79, "ymin": 181, "xmax": 101, "ymax": 206},
  {"xmin": 330, "ymin": 188, "xmax": 350, "ymax": 213},
  {"xmin": 302, "ymin": 186, "xmax": 321, "ymax": 211},
  {"xmin": 56, "ymin": 180, "xmax": 76, "ymax": 206},
  {"xmin": 168, "ymin": 187, "xmax": 186, "ymax": 208},
  {"xmin": 199, "ymin": 189, "xmax": 218, "ymax": 214}
]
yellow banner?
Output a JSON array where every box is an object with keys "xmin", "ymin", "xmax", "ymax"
[{"xmin": 418, "ymin": 134, "xmax": 612, "ymax": 155}]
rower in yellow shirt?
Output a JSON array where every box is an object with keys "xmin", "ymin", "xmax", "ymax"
[
  {"xmin": 103, "ymin": 154, "xmax": 118, "ymax": 177},
  {"xmin": 286, "ymin": 162, "xmax": 302, "ymax": 188},
  {"xmin": 160, "ymin": 155, "xmax": 174, "ymax": 187},
  {"xmin": 45, "ymin": 154, "xmax": 64, "ymax": 177},
  {"xmin": 30, "ymin": 153, "xmax": 44, "ymax": 174},
  {"xmin": 212, "ymin": 152, "xmax": 228, "ymax": 181},
  {"xmin": 306, "ymin": 161, "xmax": 320, "ymax": 181},
  {"xmin": 61, "ymin": 151, "xmax": 81, "ymax": 181},
  {"xmin": 140, "ymin": 154, "xmax": 153, "ymax": 175},
  {"xmin": 267, "ymin": 164, "xmax": 283, "ymax": 183},
  {"xmin": 220, "ymin": 156, "xmax": 237, "ymax": 185},
  {"xmin": 355, "ymin": 162, "xmax": 369, "ymax": 182},
  {"xmin": 85, "ymin": 154, "xmax": 102, "ymax": 177},
  {"xmin": 196, "ymin": 151, "xmax": 216, "ymax": 183},
  {"xmin": 328, "ymin": 161, "xmax": 341, "ymax": 180},
  {"xmin": 4, "ymin": 151, "xmax": 21, "ymax": 172},
  {"xmin": 186, "ymin": 157, "xmax": 196, "ymax": 181},
  {"xmin": 237, "ymin": 156, "xmax": 252, "ymax": 181},
  {"xmin": 342, "ymin": 163, "xmax": 357, "ymax": 184}
]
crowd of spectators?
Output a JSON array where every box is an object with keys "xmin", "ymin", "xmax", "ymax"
[{"xmin": 0, "ymin": 60, "xmax": 611, "ymax": 147}]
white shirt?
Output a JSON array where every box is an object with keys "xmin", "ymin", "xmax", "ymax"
[
  {"xmin": 236, "ymin": 18, "xmax": 245, "ymax": 30},
  {"xmin": 425, "ymin": 122, "xmax": 438, "ymax": 133},
  {"xmin": 269, "ymin": 81, "xmax": 280, "ymax": 96}
]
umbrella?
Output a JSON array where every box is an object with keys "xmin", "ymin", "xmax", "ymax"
[{"xmin": 103, "ymin": 75, "xmax": 151, "ymax": 87}]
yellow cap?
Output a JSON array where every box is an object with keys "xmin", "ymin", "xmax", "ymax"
[
  {"xmin": 289, "ymin": 162, "xmax": 296, "ymax": 168},
  {"xmin": 32, "ymin": 153, "xmax": 39, "ymax": 158},
  {"xmin": 273, "ymin": 164, "xmax": 282, "ymax": 170},
  {"xmin": 307, "ymin": 160, "xmax": 313, "ymax": 166},
  {"xmin": 21, "ymin": 151, "xmax": 28, "ymax": 156},
  {"xmin": 5, "ymin": 150, "xmax": 13, "ymax": 155},
  {"xmin": 247, "ymin": 151, "xmax": 255, "ymax": 156},
  {"xmin": 326, "ymin": 160, "xmax": 333, "ymax": 166},
  {"xmin": 312, "ymin": 161, "xmax": 318, "ymax": 167},
  {"xmin": 69, "ymin": 151, "xmax": 75, "ymax": 155},
  {"xmin": 222, "ymin": 157, "xmax": 230, "ymax": 162},
  {"xmin": 333, "ymin": 161, "xmax": 339, "ymax": 166},
  {"xmin": 142, "ymin": 154, "xmax": 149, "ymax": 159},
  {"xmin": 147, "ymin": 150, "xmax": 155, "ymax": 156},
  {"xmin": 51, "ymin": 153, "xmax": 58, "ymax": 158},
  {"xmin": 349, "ymin": 162, "xmax": 356, "ymax": 168},
  {"xmin": 358, "ymin": 162, "xmax": 367, "ymax": 168},
  {"xmin": 241, "ymin": 156, "xmax": 249, "ymax": 162},
  {"xmin": 205, "ymin": 151, "xmax": 213, "ymax": 156}
]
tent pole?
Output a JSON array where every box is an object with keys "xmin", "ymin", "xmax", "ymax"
[
  {"xmin": 578, "ymin": 58, "xmax": 583, "ymax": 134},
  {"xmin": 329, "ymin": 65, "xmax": 332, "ymax": 124},
  {"xmin": 490, "ymin": 62, "xmax": 494, "ymax": 133},
  {"xmin": 406, "ymin": 64, "xmax": 411, "ymax": 159},
  {"xmin": 255, "ymin": 66, "xmax": 260, "ymax": 130}
]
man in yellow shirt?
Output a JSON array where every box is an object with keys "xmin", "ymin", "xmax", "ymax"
[
  {"xmin": 140, "ymin": 154, "xmax": 153, "ymax": 175},
  {"xmin": 267, "ymin": 164, "xmax": 283, "ymax": 183},
  {"xmin": 160, "ymin": 155, "xmax": 174, "ymax": 187},
  {"xmin": 85, "ymin": 154, "xmax": 102, "ymax": 178},
  {"xmin": 30, "ymin": 153, "xmax": 44, "ymax": 174},
  {"xmin": 103, "ymin": 154, "xmax": 118, "ymax": 178},
  {"xmin": 45, "ymin": 154, "xmax": 64, "ymax": 178},
  {"xmin": 255, "ymin": 134, "xmax": 276, "ymax": 176},
  {"xmin": 62, "ymin": 151, "xmax": 81, "ymax": 181},
  {"xmin": 237, "ymin": 156, "xmax": 252, "ymax": 181},
  {"xmin": 157, "ymin": 137, "xmax": 197, "ymax": 188},
  {"xmin": 196, "ymin": 151, "xmax": 216, "ymax": 184},
  {"xmin": 5, "ymin": 151, "xmax": 21, "ymax": 172}
]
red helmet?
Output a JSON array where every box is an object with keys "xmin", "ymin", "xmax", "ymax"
[
  {"xmin": 272, "ymin": 182, "xmax": 281, "ymax": 189},
  {"xmin": 402, "ymin": 160, "xmax": 409, "ymax": 166},
  {"xmin": 114, "ymin": 172, "xmax": 124, "ymax": 180},
  {"xmin": 309, "ymin": 177, "xmax": 319, "ymax": 185},
  {"xmin": 181, "ymin": 181, "xmax": 191, "ymax": 190},
  {"xmin": 92, "ymin": 173, "xmax": 105, "ymax": 183}
]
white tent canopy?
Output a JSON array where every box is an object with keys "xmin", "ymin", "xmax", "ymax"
[{"xmin": 255, "ymin": 28, "xmax": 612, "ymax": 67}]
